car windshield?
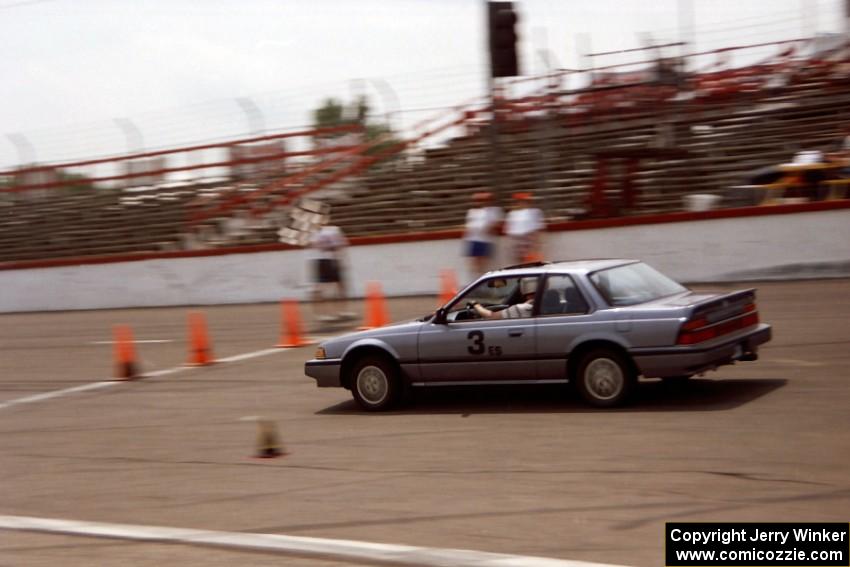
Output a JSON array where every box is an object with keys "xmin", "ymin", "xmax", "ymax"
[{"xmin": 590, "ymin": 262, "xmax": 687, "ymax": 306}]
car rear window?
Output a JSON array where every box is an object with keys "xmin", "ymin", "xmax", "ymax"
[{"xmin": 590, "ymin": 262, "xmax": 687, "ymax": 306}]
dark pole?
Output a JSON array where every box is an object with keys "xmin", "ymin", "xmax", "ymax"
[
  {"xmin": 488, "ymin": 75, "xmax": 505, "ymax": 207},
  {"xmin": 486, "ymin": 0, "xmax": 518, "ymax": 207},
  {"xmin": 845, "ymin": 0, "xmax": 850, "ymax": 37},
  {"xmin": 485, "ymin": 1, "xmax": 502, "ymax": 206}
]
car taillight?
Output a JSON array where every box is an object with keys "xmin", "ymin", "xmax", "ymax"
[
  {"xmin": 677, "ymin": 303, "xmax": 760, "ymax": 345},
  {"xmin": 680, "ymin": 317, "xmax": 708, "ymax": 331}
]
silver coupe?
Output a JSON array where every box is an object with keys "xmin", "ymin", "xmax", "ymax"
[{"xmin": 305, "ymin": 259, "xmax": 772, "ymax": 410}]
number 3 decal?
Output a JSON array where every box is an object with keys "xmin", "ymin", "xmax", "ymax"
[{"xmin": 467, "ymin": 330, "xmax": 485, "ymax": 355}]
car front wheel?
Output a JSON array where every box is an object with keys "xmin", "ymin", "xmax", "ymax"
[
  {"xmin": 575, "ymin": 348, "xmax": 635, "ymax": 407},
  {"xmin": 350, "ymin": 355, "xmax": 399, "ymax": 411}
]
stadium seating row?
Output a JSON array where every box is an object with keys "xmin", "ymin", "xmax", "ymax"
[{"xmin": 1, "ymin": 44, "xmax": 848, "ymax": 263}]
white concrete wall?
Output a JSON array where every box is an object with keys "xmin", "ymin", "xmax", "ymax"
[
  {"xmin": 2, "ymin": 208, "xmax": 848, "ymax": 313},
  {"xmin": 555, "ymin": 208, "xmax": 850, "ymax": 283}
]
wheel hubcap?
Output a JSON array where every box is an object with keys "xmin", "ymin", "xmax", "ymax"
[
  {"xmin": 357, "ymin": 365, "xmax": 388, "ymax": 405},
  {"xmin": 585, "ymin": 358, "xmax": 624, "ymax": 400}
]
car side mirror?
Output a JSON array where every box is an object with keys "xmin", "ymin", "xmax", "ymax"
[{"xmin": 434, "ymin": 308, "xmax": 448, "ymax": 324}]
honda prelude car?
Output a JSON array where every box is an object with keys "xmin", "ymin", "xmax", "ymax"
[{"xmin": 305, "ymin": 259, "xmax": 772, "ymax": 410}]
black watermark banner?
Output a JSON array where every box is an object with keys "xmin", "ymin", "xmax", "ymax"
[{"xmin": 666, "ymin": 523, "xmax": 849, "ymax": 566}]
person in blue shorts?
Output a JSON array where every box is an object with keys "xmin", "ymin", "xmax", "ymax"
[{"xmin": 463, "ymin": 192, "xmax": 503, "ymax": 276}]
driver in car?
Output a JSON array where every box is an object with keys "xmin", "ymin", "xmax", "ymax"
[{"xmin": 469, "ymin": 277, "xmax": 537, "ymax": 319}]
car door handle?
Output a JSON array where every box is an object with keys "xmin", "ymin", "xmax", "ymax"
[{"xmin": 508, "ymin": 329, "xmax": 524, "ymax": 337}]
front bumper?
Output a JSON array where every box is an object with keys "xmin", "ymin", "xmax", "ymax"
[
  {"xmin": 304, "ymin": 359, "xmax": 343, "ymax": 387},
  {"xmin": 631, "ymin": 323, "xmax": 772, "ymax": 378}
]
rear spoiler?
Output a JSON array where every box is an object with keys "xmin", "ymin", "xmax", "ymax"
[{"xmin": 689, "ymin": 289, "xmax": 757, "ymax": 323}]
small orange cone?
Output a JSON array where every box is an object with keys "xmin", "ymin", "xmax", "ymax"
[
  {"xmin": 438, "ymin": 269, "xmax": 458, "ymax": 306},
  {"xmin": 358, "ymin": 280, "xmax": 389, "ymax": 330},
  {"xmin": 187, "ymin": 311, "xmax": 214, "ymax": 366},
  {"xmin": 113, "ymin": 324, "xmax": 138, "ymax": 380},
  {"xmin": 276, "ymin": 299, "xmax": 314, "ymax": 348}
]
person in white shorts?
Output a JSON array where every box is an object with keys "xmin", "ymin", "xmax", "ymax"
[
  {"xmin": 463, "ymin": 191, "xmax": 503, "ymax": 275},
  {"xmin": 504, "ymin": 192, "xmax": 544, "ymax": 264},
  {"xmin": 309, "ymin": 223, "xmax": 353, "ymax": 322}
]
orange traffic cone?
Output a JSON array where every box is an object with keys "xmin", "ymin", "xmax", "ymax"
[
  {"xmin": 358, "ymin": 280, "xmax": 389, "ymax": 330},
  {"xmin": 113, "ymin": 324, "xmax": 138, "ymax": 380},
  {"xmin": 187, "ymin": 311, "xmax": 214, "ymax": 366},
  {"xmin": 276, "ymin": 299, "xmax": 314, "ymax": 348},
  {"xmin": 438, "ymin": 269, "xmax": 458, "ymax": 306}
]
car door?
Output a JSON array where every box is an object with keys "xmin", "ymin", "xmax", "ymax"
[
  {"xmin": 417, "ymin": 275, "xmax": 538, "ymax": 384},
  {"xmin": 535, "ymin": 274, "xmax": 594, "ymax": 380}
]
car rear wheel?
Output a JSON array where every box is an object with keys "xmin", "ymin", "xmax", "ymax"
[
  {"xmin": 575, "ymin": 348, "xmax": 635, "ymax": 407},
  {"xmin": 350, "ymin": 355, "xmax": 399, "ymax": 412}
]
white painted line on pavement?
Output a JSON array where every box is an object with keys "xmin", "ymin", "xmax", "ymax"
[
  {"xmin": 143, "ymin": 366, "xmax": 190, "ymax": 378},
  {"xmin": 0, "ymin": 382, "xmax": 115, "ymax": 411},
  {"xmin": 217, "ymin": 347, "xmax": 285, "ymax": 363},
  {"xmin": 0, "ymin": 515, "xmax": 630, "ymax": 567},
  {"xmin": 0, "ymin": 336, "xmax": 334, "ymax": 412}
]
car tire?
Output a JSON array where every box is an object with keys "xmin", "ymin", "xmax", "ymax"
[
  {"xmin": 575, "ymin": 348, "xmax": 635, "ymax": 408},
  {"xmin": 350, "ymin": 355, "xmax": 400, "ymax": 412}
]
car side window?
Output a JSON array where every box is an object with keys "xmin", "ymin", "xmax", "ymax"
[{"xmin": 539, "ymin": 275, "xmax": 589, "ymax": 316}]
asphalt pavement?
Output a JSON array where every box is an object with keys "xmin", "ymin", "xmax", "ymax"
[{"xmin": 0, "ymin": 279, "xmax": 848, "ymax": 566}]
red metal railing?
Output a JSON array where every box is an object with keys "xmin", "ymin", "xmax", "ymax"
[
  {"xmin": 188, "ymin": 93, "xmax": 493, "ymax": 224},
  {"xmin": 249, "ymin": 107, "xmax": 480, "ymax": 218},
  {"xmin": 4, "ymin": 36, "xmax": 847, "ymax": 222},
  {"xmin": 0, "ymin": 123, "xmax": 364, "ymax": 193}
]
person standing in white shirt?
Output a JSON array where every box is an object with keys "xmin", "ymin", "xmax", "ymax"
[
  {"xmin": 504, "ymin": 192, "xmax": 545, "ymax": 264},
  {"xmin": 309, "ymin": 223, "xmax": 353, "ymax": 322},
  {"xmin": 463, "ymin": 191, "xmax": 503, "ymax": 275}
]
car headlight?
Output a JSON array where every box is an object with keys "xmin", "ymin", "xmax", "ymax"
[{"xmin": 314, "ymin": 346, "xmax": 327, "ymax": 360}]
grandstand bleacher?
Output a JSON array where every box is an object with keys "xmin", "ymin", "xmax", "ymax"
[{"xmin": 1, "ymin": 38, "xmax": 848, "ymax": 265}]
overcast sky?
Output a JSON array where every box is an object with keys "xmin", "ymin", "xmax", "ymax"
[{"xmin": 1, "ymin": 0, "xmax": 846, "ymax": 168}]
